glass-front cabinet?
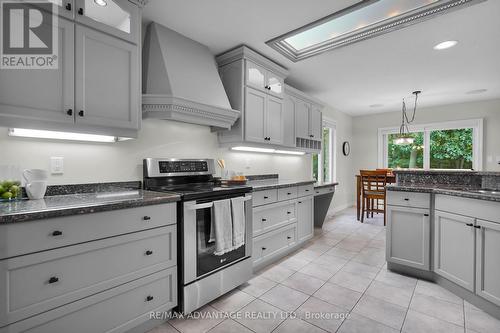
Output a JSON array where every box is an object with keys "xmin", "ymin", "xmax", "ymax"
[
  {"xmin": 245, "ymin": 60, "xmax": 284, "ymax": 98},
  {"xmin": 74, "ymin": 0, "xmax": 139, "ymax": 43},
  {"xmin": 266, "ymin": 73, "xmax": 284, "ymax": 97}
]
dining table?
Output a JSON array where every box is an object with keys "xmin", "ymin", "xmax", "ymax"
[{"xmin": 355, "ymin": 173, "xmax": 396, "ymax": 221}]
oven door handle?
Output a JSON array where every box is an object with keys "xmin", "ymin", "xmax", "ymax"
[{"xmin": 186, "ymin": 195, "xmax": 252, "ymax": 211}]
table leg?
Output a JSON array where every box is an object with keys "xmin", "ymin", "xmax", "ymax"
[{"xmin": 356, "ymin": 176, "xmax": 360, "ymax": 221}]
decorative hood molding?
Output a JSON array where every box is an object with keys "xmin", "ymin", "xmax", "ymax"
[{"xmin": 142, "ymin": 23, "xmax": 240, "ymax": 129}]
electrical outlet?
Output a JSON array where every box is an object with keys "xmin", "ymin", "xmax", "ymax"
[{"xmin": 50, "ymin": 157, "xmax": 64, "ymax": 174}]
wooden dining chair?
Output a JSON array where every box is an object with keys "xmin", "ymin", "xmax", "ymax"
[{"xmin": 360, "ymin": 170, "xmax": 388, "ymax": 225}]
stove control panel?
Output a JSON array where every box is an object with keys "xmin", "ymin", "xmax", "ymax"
[
  {"xmin": 159, "ymin": 161, "xmax": 208, "ymax": 173},
  {"xmin": 144, "ymin": 158, "xmax": 214, "ymax": 177}
]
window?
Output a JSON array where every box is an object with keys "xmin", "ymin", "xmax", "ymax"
[
  {"xmin": 313, "ymin": 119, "xmax": 336, "ymax": 182},
  {"xmin": 266, "ymin": 0, "xmax": 479, "ymax": 62},
  {"xmin": 378, "ymin": 119, "xmax": 483, "ymax": 170}
]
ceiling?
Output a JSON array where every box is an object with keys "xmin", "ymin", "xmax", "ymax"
[{"xmin": 143, "ymin": 0, "xmax": 500, "ymax": 116}]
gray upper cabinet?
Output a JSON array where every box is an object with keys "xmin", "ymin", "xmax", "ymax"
[
  {"xmin": 310, "ymin": 105, "xmax": 322, "ymax": 140},
  {"xmin": 434, "ymin": 210, "xmax": 476, "ymax": 292},
  {"xmin": 294, "ymin": 100, "xmax": 310, "ymax": 139},
  {"xmin": 74, "ymin": 0, "xmax": 139, "ymax": 43},
  {"xmin": 216, "ymin": 46, "xmax": 289, "ymax": 147},
  {"xmin": 475, "ymin": 219, "xmax": 500, "ymax": 307},
  {"xmin": 386, "ymin": 205, "xmax": 430, "ymax": 270},
  {"xmin": 75, "ymin": 26, "xmax": 139, "ymax": 130},
  {"xmin": 244, "ymin": 87, "xmax": 267, "ymax": 143},
  {"xmin": 283, "ymin": 96, "xmax": 296, "ymax": 147},
  {"xmin": 266, "ymin": 95, "xmax": 284, "ymax": 145},
  {"xmin": 0, "ymin": 18, "xmax": 74, "ymax": 128},
  {"xmin": 0, "ymin": 0, "xmax": 141, "ymax": 138}
]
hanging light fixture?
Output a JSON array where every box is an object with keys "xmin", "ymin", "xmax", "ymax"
[{"xmin": 394, "ymin": 90, "xmax": 421, "ymax": 145}]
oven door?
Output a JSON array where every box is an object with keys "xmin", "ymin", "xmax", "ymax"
[{"xmin": 183, "ymin": 193, "xmax": 252, "ymax": 285}]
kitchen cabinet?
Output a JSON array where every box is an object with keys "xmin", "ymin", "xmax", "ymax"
[
  {"xmin": 0, "ymin": 18, "xmax": 74, "ymax": 127},
  {"xmin": 74, "ymin": 0, "xmax": 140, "ymax": 44},
  {"xmin": 310, "ymin": 105, "xmax": 322, "ymax": 140},
  {"xmin": 283, "ymin": 96, "xmax": 296, "ymax": 147},
  {"xmin": 297, "ymin": 196, "xmax": 314, "ymax": 242},
  {"xmin": 0, "ymin": 203, "xmax": 177, "ymax": 331},
  {"xmin": 386, "ymin": 206, "xmax": 430, "ymax": 270},
  {"xmin": 295, "ymin": 100, "xmax": 310, "ymax": 139},
  {"xmin": 475, "ymin": 219, "xmax": 500, "ymax": 306},
  {"xmin": 434, "ymin": 210, "xmax": 476, "ymax": 291},
  {"xmin": 75, "ymin": 25, "xmax": 139, "ymax": 130},
  {"xmin": 253, "ymin": 224, "xmax": 297, "ymax": 267},
  {"xmin": 0, "ymin": 0, "xmax": 141, "ymax": 138},
  {"xmin": 216, "ymin": 46, "xmax": 289, "ymax": 148}
]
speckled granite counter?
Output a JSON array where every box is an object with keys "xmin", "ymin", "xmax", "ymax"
[
  {"xmin": 0, "ymin": 188, "xmax": 180, "ymax": 223},
  {"xmin": 248, "ymin": 179, "xmax": 316, "ymax": 191},
  {"xmin": 314, "ymin": 181, "xmax": 339, "ymax": 189}
]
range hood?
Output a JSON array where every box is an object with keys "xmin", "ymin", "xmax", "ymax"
[{"xmin": 142, "ymin": 23, "xmax": 240, "ymax": 129}]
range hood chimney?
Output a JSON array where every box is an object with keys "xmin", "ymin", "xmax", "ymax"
[{"xmin": 142, "ymin": 23, "xmax": 240, "ymax": 129}]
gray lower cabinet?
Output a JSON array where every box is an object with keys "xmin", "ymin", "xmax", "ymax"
[
  {"xmin": 0, "ymin": 18, "xmax": 75, "ymax": 127},
  {"xmin": 0, "ymin": 204, "xmax": 177, "ymax": 332},
  {"xmin": 434, "ymin": 210, "xmax": 476, "ymax": 292},
  {"xmin": 297, "ymin": 197, "xmax": 314, "ymax": 242},
  {"xmin": 475, "ymin": 219, "xmax": 500, "ymax": 306},
  {"xmin": 75, "ymin": 25, "xmax": 139, "ymax": 130},
  {"xmin": 386, "ymin": 206, "xmax": 430, "ymax": 270}
]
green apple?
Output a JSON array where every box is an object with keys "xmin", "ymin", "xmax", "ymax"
[
  {"xmin": 0, "ymin": 185, "xmax": 5, "ymax": 194},
  {"xmin": 9, "ymin": 185, "xmax": 19, "ymax": 197},
  {"xmin": 1, "ymin": 180, "xmax": 14, "ymax": 189},
  {"xmin": 1, "ymin": 191, "xmax": 13, "ymax": 200}
]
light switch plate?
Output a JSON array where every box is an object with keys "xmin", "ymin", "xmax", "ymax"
[{"xmin": 50, "ymin": 157, "xmax": 64, "ymax": 174}]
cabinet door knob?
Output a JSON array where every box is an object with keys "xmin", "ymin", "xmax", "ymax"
[
  {"xmin": 287, "ymin": 211, "xmax": 291, "ymax": 214},
  {"xmin": 466, "ymin": 223, "xmax": 473, "ymax": 227},
  {"xmin": 262, "ymin": 218, "xmax": 267, "ymax": 222},
  {"xmin": 66, "ymin": 109, "xmax": 73, "ymax": 116},
  {"xmin": 287, "ymin": 192, "xmax": 292, "ymax": 195},
  {"xmin": 404, "ymin": 198, "xmax": 410, "ymax": 201},
  {"xmin": 305, "ymin": 189, "xmax": 310, "ymax": 192},
  {"xmin": 48, "ymin": 276, "xmax": 59, "ymax": 284},
  {"xmin": 146, "ymin": 295, "xmax": 154, "ymax": 302},
  {"xmin": 143, "ymin": 216, "xmax": 151, "ymax": 221},
  {"xmin": 65, "ymin": 3, "xmax": 71, "ymax": 11},
  {"xmin": 78, "ymin": 110, "xmax": 84, "ymax": 117},
  {"xmin": 474, "ymin": 225, "xmax": 481, "ymax": 229},
  {"xmin": 298, "ymin": 201, "xmax": 302, "ymax": 204},
  {"xmin": 263, "ymin": 196, "xmax": 269, "ymax": 199},
  {"xmin": 78, "ymin": 7, "xmax": 83, "ymax": 15},
  {"xmin": 424, "ymin": 214, "xmax": 429, "ymax": 217},
  {"xmin": 145, "ymin": 250, "xmax": 153, "ymax": 256},
  {"xmin": 261, "ymin": 247, "xmax": 267, "ymax": 250},
  {"xmin": 52, "ymin": 230, "xmax": 63, "ymax": 236},
  {"xmin": 287, "ymin": 236, "xmax": 292, "ymax": 240}
]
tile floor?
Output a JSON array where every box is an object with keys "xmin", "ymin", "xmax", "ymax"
[{"xmin": 148, "ymin": 207, "xmax": 500, "ymax": 333}]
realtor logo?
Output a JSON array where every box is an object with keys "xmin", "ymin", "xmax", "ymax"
[{"xmin": 1, "ymin": 0, "xmax": 58, "ymax": 69}]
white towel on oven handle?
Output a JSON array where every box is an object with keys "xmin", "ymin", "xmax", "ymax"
[
  {"xmin": 212, "ymin": 199, "xmax": 234, "ymax": 255},
  {"xmin": 231, "ymin": 196, "xmax": 246, "ymax": 249}
]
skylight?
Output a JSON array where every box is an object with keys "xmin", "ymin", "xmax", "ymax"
[{"xmin": 267, "ymin": 0, "xmax": 485, "ymax": 62}]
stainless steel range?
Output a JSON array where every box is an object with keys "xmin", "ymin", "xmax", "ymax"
[{"xmin": 143, "ymin": 158, "xmax": 253, "ymax": 314}]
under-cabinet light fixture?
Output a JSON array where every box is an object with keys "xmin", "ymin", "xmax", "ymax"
[
  {"xmin": 433, "ymin": 40, "xmax": 458, "ymax": 50},
  {"xmin": 8, "ymin": 128, "xmax": 131, "ymax": 143},
  {"xmin": 231, "ymin": 146, "xmax": 305, "ymax": 155}
]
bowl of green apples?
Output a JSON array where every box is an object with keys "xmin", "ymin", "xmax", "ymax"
[{"xmin": 0, "ymin": 180, "xmax": 22, "ymax": 201}]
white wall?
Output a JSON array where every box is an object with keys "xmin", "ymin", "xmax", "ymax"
[
  {"xmin": 0, "ymin": 119, "xmax": 311, "ymax": 185},
  {"xmin": 352, "ymin": 98, "xmax": 500, "ymax": 173},
  {"xmin": 322, "ymin": 106, "xmax": 355, "ymax": 211}
]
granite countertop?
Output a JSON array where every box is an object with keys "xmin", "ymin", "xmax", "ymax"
[
  {"xmin": 248, "ymin": 179, "xmax": 316, "ymax": 191},
  {"xmin": 392, "ymin": 169, "xmax": 500, "ymax": 176},
  {"xmin": 314, "ymin": 181, "xmax": 339, "ymax": 189},
  {"xmin": 387, "ymin": 184, "xmax": 500, "ymax": 203},
  {"xmin": 0, "ymin": 189, "xmax": 180, "ymax": 223}
]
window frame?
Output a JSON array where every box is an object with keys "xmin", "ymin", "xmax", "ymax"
[
  {"xmin": 377, "ymin": 118, "xmax": 483, "ymax": 171},
  {"xmin": 314, "ymin": 117, "xmax": 337, "ymax": 182}
]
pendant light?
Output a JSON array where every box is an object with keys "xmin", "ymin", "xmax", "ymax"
[{"xmin": 394, "ymin": 90, "xmax": 421, "ymax": 145}]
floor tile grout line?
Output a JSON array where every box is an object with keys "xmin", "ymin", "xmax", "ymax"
[{"xmin": 399, "ymin": 275, "xmax": 418, "ymax": 333}]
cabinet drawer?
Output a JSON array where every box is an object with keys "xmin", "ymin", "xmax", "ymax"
[
  {"xmin": 0, "ymin": 226, "xmax": 176, "ymax": 325},
  {"xmin": 278, "ymin": 186, "xmax": 298, "ymax": 201},
  {"xmin": 252, "ymin": 189, "xmax": 278, "ymax": 206},
  {"xmin": 0, "ymin": 203, "xmax": 176, "ymax": 260},
  {"xmin": 387, "ymin": 191, "xmax": 430, "ymax": 209},
  {"xmin": 1, "ymin": 268, "xmax": 177, "ymax": 333},
  {"xmin": 435, "ymin": 194, "xmax": 500, "ymax": 224},
  {"xmin": 253, "ymin": 224, "xmax": 297, "ymax": 265},
  {"xmin": 297, "ymin": 184, "xmax": 314, "ymax": 197},
  {"xmin": 253, "ymin": 201, "xmax": 295, "ymax": 236},
  {"xmin": 314, "ymin": 186, "xmax": 335, "ymax": 196}
]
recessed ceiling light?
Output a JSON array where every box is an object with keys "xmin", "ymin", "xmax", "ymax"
[
  {"xmin": 369, "ymin": 104, "xmax": 384, "ymax": 108},
  {"xmin": 433, "ymin": 40, "xmax": 458, "ymax": 50},
  {"xmin": 466, "ymin": 89, "xmax": 488, "ymax": 95},
  {"xmin": 94, "ymin": 0, "xmax": 107, "ymax": 7}
]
